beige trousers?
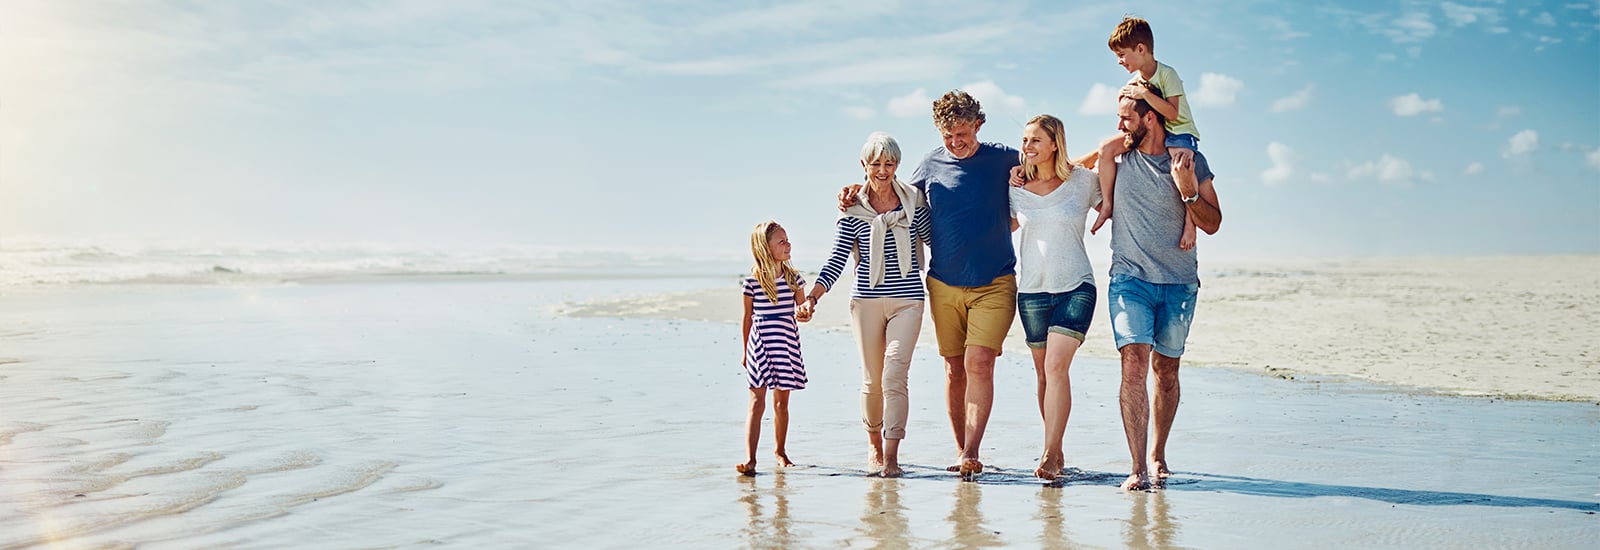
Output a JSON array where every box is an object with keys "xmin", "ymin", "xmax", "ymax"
[{"xmin": 850, "ymin": 297, "xmax": 924, "ymax": 440}]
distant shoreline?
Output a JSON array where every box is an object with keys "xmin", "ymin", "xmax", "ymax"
[{"xmin": 560, "ymin": 255, "xmax": 1600, "ymax": 403}]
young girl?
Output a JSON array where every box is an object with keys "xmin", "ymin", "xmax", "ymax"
[{"xmin": 737, "ymin": 221, "xmax": 812, "ymax": 476}]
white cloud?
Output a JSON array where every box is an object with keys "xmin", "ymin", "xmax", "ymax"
[
  {"xmin": 1309, "ymin": 173, "xmax": 1332, "ymax": 183},
  {"xmin": 1262, "ymin": 142, "xmax": 1297, "ymax": 185},
  {"xmin": 1533, "ymin": 12, "xmax": 1557, "ymax": 25},
  {"xmin": 1504, "ymin": 129, "xmax": 1539, "ymax": 157},
  {"xmin": 1191, "ymin": 73, "xmax": 1244, "ymax": 108},
  {"xmin": 888, "ymin": 88, "xmax": 933, "ymax": 118},
  {"xmin": 1391, "ymin": 93, "xmax": 1444, "ymax": 116},
  {"xmin": 961, "ymin": 80, "xmax": 1025, "ymax": 114},
  {"xmin": 1586, "ymin": 148, "xmax": 1600, "ymax": 171},
  {"xmin": 1377, "ymin": 53, "xmax": 1398, "ymax": 62},
  {"xmin": 1441, "ymin": 2, "xmax": 1505, "ymax": 29},
  {"xmin": 774, "ymin": 56, "xmax": 958, "ymax": 87},
  {"xmin": 842, "ymin": 106, "xmax": 874, "ymax": 119},
  {"xmin": 1348, "ymin": 154, "xmax": 1433, "ymax": 187},
  {"xmin": 1383, "ymin": 12, "xmax": 1437, "ymax": 42},
  {"xmin": 1260, "ymin": 16, "xmax": 1309, "ymax": 40},
  {"xmin": 1464, "ymin": 162, "xmax": 1484, "ymax": 175},
  {"xmin": 1078, "ymin": 83, "xmax": 1120, "ymax": 116},
  {"xmin": 1496, "ymin": 106, "xmax": 1521, "ymax": 118},
  {"xmin": 1270, "ymin": 84, "xmax": 1315, "ymax": 112}
]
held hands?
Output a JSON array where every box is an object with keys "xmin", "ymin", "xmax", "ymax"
[
  {"xmin": 1008, "ymin": 165, "xmax": 1026, "ymax": 187},
  {"xmin": 795, "ymin": 299, "xmax": 815, "ymax": 323}
]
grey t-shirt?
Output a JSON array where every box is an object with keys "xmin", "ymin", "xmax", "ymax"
[{"xmin": 1108, "ymin": 149, "xmax": 1215, "ymax": 285}]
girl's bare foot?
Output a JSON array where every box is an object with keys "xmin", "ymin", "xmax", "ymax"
[
  {"xmin": 736, "ymin": 461, "xmax": 757, "ymax": 476},
  {"xmin": 881, "ymin": 463, "xmax": 903, "ymax": 478},
  {"xmin": 958, "ymin": 458, "xmax": 983, "ymax": 481},
  {"xmin": 774, "ymin": 453, "xmax": 795, "ymax": 468},
  {"xmin": 1120, "ymin": 472, "xmax": 1150, "ymax": 491}
]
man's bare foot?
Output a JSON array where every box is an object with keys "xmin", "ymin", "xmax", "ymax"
[
  {"xmin": 1034, "ymin": 453, "xmax": 1064, "ymax": 481},
  {"xmin": 736, "ymin": 461, "xmax": 757, "ymax": 476},
  {"xmin": 1120, "ymin": 473, "xmax": 1150, "ymax": 491},
  {"xmin": 1152, "ymin": 459, "xmax": 1172, "ymax": 479},
  {"xmin": 774, "ymin": 453, "xmax": 795, "ymax": 468},
  {"xmin": 958, "ymin": 458, "xmax": 983, "ymax": 480},
  {"xmin": 881, "ymin": 463, "xmax": 904, "ymax": 478}
]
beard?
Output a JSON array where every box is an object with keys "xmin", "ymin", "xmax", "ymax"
[{"xmin": 1126, "ymin": 123, "xmax": 1150, "ymax": 150}]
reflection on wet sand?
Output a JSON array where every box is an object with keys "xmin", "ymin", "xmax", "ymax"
[
  {"xmin": 1124, "ymin": 491, "xmax": 1178, "ymax": 550},
  {"xmin": 1034, "ymin": 486, "xmax": 1078, "ymax": 549},
  {"xmin": 739, "ymin": 472, "xmax": 794, "ymax": 549},
  {"xmin": 857, "ymin": 478, "xmax": 909, "ymax": 548},
  {"xmin": 948, "ymin": 482, "xmax": 1004, "ymax": 548}
]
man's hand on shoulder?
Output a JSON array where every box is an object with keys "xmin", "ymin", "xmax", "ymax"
[
  {"xmin": 837, "ymin": 184, "xmax": 864, "ymax": 212},
  {"xmin": 1008, "ymin": 166, "xmax": 1025, "ymax": 187}
]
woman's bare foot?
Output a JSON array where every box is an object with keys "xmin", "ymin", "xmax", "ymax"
[
  {"xmin": 958, "ymin": 458, "xmax": 983, "ymax": 480},
  {"xmin": 736, "ymin": 461, "xmax": 757, "ymax": 476},
  {"xmin": 869, "ymin": 449, "xmax": 885, "ymax": 469},
  {"xmin": 774, "ymin": 453, "xmax": 795, "ymax": 468},
  {"xmin": 1034, "ymin": 453, "xmax": 1063, "ymax": 481},
  {"xmin": 1152, "ymin": 459, "xmax": 1172, "ymax": 479},
  {"xmin": 1120, "ymin": 472, "xmax": 1150, "ymax": 491},
  {"xmin": 881, "ymin": 463, "xmax": 904, "ymax": 478}
]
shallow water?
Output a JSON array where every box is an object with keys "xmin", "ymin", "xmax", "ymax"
[{"xmin": 0, "ymin": 278, "xmax": 1595, "ymax": 548}]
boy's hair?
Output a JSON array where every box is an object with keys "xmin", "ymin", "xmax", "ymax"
[
  {"xmin": 860, "ymin": 131, "xmax": 902, "ymax": 165},
  {"xmin": 1126, "ymin": 81, "xmax": 1167, "ymax": 127},
  {"xmin": 1108, "ymin": 16, "xmax": 1154, "ymax": 52},
  {"xmin": 749, "ymin": 221, "xmax": 802, "ymax": 304},
  {"xmin": 1021, "ymin": 114, "xmax": 1074, "ymax": 183},
  {"xmin": 932, "ymin": 90, "xmax": 985, "ymax": 130}
]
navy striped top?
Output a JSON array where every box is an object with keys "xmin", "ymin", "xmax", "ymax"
[
  {"xmin": 743, "ymin": 273, "xmax": 806, "ymax": 317},
  {"xmin": 814, "ymin": 206, "xmax": 933, "ymax": 300}
]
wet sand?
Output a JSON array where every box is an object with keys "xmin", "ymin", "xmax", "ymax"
[{"xmin": 1, "ymin": 276, "xmax": 1596, "ymax": 547}]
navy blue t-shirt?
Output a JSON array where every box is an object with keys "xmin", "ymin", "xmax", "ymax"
[{"xmin": 907, "ymin": 142, "xmax": 1019, "ymax": 287}]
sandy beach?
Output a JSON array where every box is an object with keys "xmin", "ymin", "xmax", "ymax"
[
  {"xmin": 562, "ymin": 255, "xmax": 1600, "ymax": 402},
  {"xmin": 0, "ymin": 265, "xmax": 1596, "ymax": 547}
]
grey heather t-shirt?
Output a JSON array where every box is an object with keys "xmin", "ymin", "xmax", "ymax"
[{"xmin": 1108, "ymin": 149, "xmax": 1215, "ymax": 285}]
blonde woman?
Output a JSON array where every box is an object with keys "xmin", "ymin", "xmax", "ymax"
[
  {"xmin": 1009, "ymin": 114, "xmax": 1101, "ymax": 480},
  {"xmin": 803, "ymin": 132, "xmax": 931, "ymax": 478}
]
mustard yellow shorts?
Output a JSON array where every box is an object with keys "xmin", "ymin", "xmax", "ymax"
[{"xmin": 926, "ymin": 274, "xmax": 1017, "ymax": 358}]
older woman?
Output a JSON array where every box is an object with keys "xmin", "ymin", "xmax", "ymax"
[
  {"xmin": 802, "ymin": 132, "xmax": 931, "ymax": 478},
  {"xmin": 1009, "ymin": 114, "xmax": 1102, "ymax": 480}
]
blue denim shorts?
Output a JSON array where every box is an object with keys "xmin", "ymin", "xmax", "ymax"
[
  {"xmin": 1107, "ymin": 274, "xmax": 1198, "ymax": 357},
  {"xmin": 1165, "ymin": 133, "xmax": 1199, "ymax": 153},
  {"xmin": 1017, "ymin": 282, "xmax": 1096, "ymax": 348}
]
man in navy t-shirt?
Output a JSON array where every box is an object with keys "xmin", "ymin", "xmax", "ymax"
[{"xmin": 841, "ymin": 90, "xmax": 1019, "ymax": 479}]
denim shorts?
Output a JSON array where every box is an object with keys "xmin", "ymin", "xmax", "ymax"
[
  {"xmin": 1107, "ymin": 274, "xmax": 1198, "ymax": 357},
  {"xmin": 1016, "ymin": 282, "xmax": 1096, "ymax": 348},
  {"xmin": 1165, "ymin": 133, "xmax": 1199, "ymax": 153}
]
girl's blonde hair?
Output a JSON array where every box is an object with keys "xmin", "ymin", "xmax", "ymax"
[
  {"xmin": 750, "ymin": 221, "xmax": 802, "ymax": 304},
  {"xmin": 1021, "ymin": 114, "xmax": 1075, "ymax": 183}
]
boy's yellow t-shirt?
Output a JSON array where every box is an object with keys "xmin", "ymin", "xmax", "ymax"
[{"xmin": 1129, "ymin": 61, "xmax": 1199, "ymax": 140}]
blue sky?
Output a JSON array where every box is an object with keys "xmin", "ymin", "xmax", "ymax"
[{"xmin": 3, "ymin": 0, "xmax": 1598, "ymax": 261}]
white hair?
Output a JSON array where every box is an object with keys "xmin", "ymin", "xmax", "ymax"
[{"xmin": 859, "ymin": 131, "xmax": 902, "ymax": 164}]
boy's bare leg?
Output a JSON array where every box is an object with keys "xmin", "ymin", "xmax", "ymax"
[
  {"xmin": 772, "ymin": 389, "xmax": 795, "ymax": 467},
  {"xmin": 1179, "ymin": 212, "xmax": 1198, "ymax": 250},
  {"xmin": 738, "ymin": 387, "xmax": 767, "ymax": 475},
  {"xmin": 1091, "ymin": 137, "xmax": 1129, "ymax": 234}
]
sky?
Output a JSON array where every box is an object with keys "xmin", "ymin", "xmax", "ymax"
[{"xmin": 3, "ymin": 0, "xmax": 1598, "ymax": 262}]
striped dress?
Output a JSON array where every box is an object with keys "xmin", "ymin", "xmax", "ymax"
[{"xmin": 742, "ymin": 274, "xmax": 807, "ymax": 390}]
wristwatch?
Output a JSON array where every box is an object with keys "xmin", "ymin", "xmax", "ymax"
[{"xmin": 1182, "ymin": 193, "xmax": 1200, "ymax": 204}]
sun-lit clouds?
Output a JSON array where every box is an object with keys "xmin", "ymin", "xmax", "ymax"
[
  {"xmin": 1380, "ymin": 11, "xmax": 1438, "ymax": 42},
  {"xmin": 1587, "ymin": 148, "xmax": 1600, "ymax": 171},
  {"xmin": 1271, "ymin": 84, "xmax": 1315, "ymax": 112},
  {"xmin": 1078, "ymin": 83, "xmax": 1120, "ymax": 115},
  {"xmin": 962, "ymin": 81, "xmax": 1026, "ymax": 114},
  {"xmin": 1464, "ymin": 162, "xmax": 1485, "ymax": 175},
  {"xmin": 1504, "ymin": 129, "xmax": 1540, "ymax": 157},
  {"xmin": 888, "ymin": 88, "xmax": 933, "ymax": 118},
  {"xmin": 1441, "ymin": 1, "xmax": 1509, "ymax": 32},
  {"xmin": 773, "ymin": 56, "xmax": 959, "ymax": 87},
  {"xmin": 1348, "ymin": 154, "xmax": 1434, "ymax": 187},
  {"xmin": 1191, "ymin": 73, "xmax": 1243, "ymax": 107},
  {"xmin": 1259, "ymin": 16, "xmax": 1310, "ymax": 40},
  {"xmin": 1262, "ymin": 142, "xmax": 1297, "ymax": 185},
  {"xmin": 1533, "ymin": 12, "xmax": 1557, "ymax": 26},
  {"xmin": 1391, "ymin": 93, "xmax": 1443, "ymax": 116},
  {"xmin": 691, "ymin": 0, "xmax": 902, "ymax": 35}
]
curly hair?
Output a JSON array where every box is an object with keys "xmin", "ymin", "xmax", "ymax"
[
  {"xmin": 1108, "ymin": 15, "xmax": 1154, "ymax": 52},
  {"xmin": 931, "ymin": 90, "xmax": 985, "ymax": 130}
]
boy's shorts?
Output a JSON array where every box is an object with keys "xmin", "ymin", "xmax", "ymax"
[
  {"xmin": 926, "ymin": 274, "xmax": 1016, "ymax": 358},
  {"xmin": 1107, "ymin": 274, "xmax": 1198, "ymax": 358},
  {"xmin": 1017, "ymin": 282, "xmax": 1097, "ymax": 348},
  {"xmin": 1164, "ymin": 133, "xmax": 1199, "ymax": 153}
]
